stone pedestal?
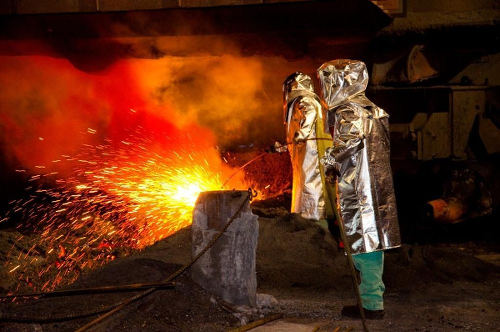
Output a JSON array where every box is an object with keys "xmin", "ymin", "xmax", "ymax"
[{"xmin": 191, "ymin": 190, "xmax": 259, "ymax": 307}]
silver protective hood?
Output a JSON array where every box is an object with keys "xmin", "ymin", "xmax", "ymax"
[
  {"xmin": 283, "ymin": 72, "xmax": 330, "ymax": 220},
  {"xmin": 283, "ymin": 72, "xmax": 317, "ymax": 124},
  {"xmin": 318, "ymin": 60, "xmax": 401, "ymax": 254},
  {"xmin": 317, "ymin": 59, "xmax": 369, "ymax": 110},
  {"xmin": 283, "ymin": 71, "xmax": 315, "ymax": 99}
]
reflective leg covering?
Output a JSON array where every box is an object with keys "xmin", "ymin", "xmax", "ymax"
[{"xmin": 352, "ymin": 251, "xmax": 385, "ymax": 311}]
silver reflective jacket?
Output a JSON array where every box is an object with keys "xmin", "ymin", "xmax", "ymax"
[
  {"xmin": 283, "ymin": 72, "xmax": 332, "ymax": 220},
  {"xmin": 317, "ymin": 60, "xmax": 401, "ymax": 254}
]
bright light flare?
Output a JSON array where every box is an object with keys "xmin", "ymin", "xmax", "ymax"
[
  {"xmin": 169, "ymin": 179, "xmax": 205, "ymax": 207},
  {"xmin": 3, "ymin": 134, "xmax": 244, "ymax": 293}
]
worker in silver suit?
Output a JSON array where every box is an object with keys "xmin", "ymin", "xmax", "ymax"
[
  {"xmin": 282, "ymin": 72, "xmax": 336, "ymax": 229},
  {"xmin": 317, "ymin": 59, "xmax": 401, "ymax": 319}
]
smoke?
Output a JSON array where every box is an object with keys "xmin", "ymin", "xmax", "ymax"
[
  {"xmin": 130, "ymin": 55, "xmax": 285, "ymax": 147},
  {"xmin": 0, "ymin": 37, "xmax": 317, "ymax": 173},
  {"xmin": 0, "ymin": 56, "xmax": 107, "ymax": 171}
]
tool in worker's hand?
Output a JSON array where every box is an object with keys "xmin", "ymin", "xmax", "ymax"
[
  {"xmin": 271, "ymin": 137, "xmax": 333, "ymax": 153},
  {"xmin": 333, "ymin": 182, "xmax": 369, "ymax": 332},
  {"xmin": 273, "ymin": 141, "xmax": 288, "ymax": 153}
]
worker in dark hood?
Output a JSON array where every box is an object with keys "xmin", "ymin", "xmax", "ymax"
[
  {"xmin": 317, "ymin": 60, "xmax": 402, "ymax": 319},
  {"xmin": 282, "ymin": 72, "xmax": 337, "ymax": 231}
]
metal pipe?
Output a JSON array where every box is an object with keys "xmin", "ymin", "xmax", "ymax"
[
  {"xmin": 75, "ymin": 190, "xmax": 252, "ymax": 332},
  {"xmin": 427, "ymin": 197, "xmax": 466, "ymax": 223},
  {"xmin": 74, "ymin": 288, "xmax": 156, "ymax": 332},
  {"xmin": 0, "ymin": 281, "xmax": 175, "ymax": 300},
  {"xmin": 333, "ymin": 182, "xmax": 369, "ymax": 332},
  {"xmin": 221, "ymin": 153, "xmax": 267, "ymax": 188}
]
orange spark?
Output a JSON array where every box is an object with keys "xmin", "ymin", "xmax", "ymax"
[{"xmin": 3, "ymin": 132, "xmax": 246, "ymax": 292}]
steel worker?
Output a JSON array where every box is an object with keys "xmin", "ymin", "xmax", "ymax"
[
  {"xmin": 282, "ymin": 72, "xmax": 337, "ymax": 233},
  {"xmin": 317, "ymin": 60, "xmax": 402, "ymax": 319}
]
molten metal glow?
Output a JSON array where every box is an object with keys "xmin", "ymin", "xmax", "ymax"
[{"xmin": 3, "ymin": 132, "xmax": 243, "ymax": 293}]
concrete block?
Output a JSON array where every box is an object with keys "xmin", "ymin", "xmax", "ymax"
[{"xmin": 191, "ymin": 190, "xmax": 259, "ymax": 307}]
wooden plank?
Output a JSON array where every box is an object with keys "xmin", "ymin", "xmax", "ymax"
[
  {"xmin": 370, "ymin": 0, "xmax": 404, "ymax": 15},
  {"xmin": 180, "ymin": 0, "xmax": 262, "ymax": 7},
  {"xmin": 13, "ymin": 0, "xmax": 315, "ymax": 14},
  {"xmin": 99, "ymin": 0, "xmax": 177, "ymax": 11},
  {"xmin": 17, "ymin": 0, "xmax": 81, "ymax": 14}
]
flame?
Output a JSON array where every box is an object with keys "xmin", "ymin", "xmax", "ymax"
[
  {"xmin": 171, "ymin": 182, "xmax": 205, "ymax": 207},
  {"xmin": 0, "ymin": 53, "xmax": 289, "ymax": 293},
  {"xmin": 3, "ymin": 130, "xmax": 245, "ymax": 293}
]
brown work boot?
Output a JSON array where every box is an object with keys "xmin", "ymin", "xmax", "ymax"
[{"xmin": 341, "ymin": 305, "xmax": 385, "ymax": 320}]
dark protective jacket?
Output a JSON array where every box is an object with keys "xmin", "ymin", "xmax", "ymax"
[{"xmin": 317, "ymin": 60, "xmax": 401, "ymax": 254}]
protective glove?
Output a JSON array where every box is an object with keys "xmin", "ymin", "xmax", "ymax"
[
  {"xmin": 293, "ymin": 132, "xmax": 307, "ymax": 145},
  {"xmin": 321, "ymin": 147, "xmax": 341, "ymax": 177},
  {"xmin": 272, "ymin": 141, "xmax": 288, "ymax": 153}
]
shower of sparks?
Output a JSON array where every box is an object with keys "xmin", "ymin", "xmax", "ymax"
[{"xmin": 2, "ymin": 131, "xmax": 241, "ymax": 293}]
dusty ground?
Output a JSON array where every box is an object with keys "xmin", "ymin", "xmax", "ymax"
[{"xmin": 0, "ymin": 197, "xmax": 499, "ymax": 331}]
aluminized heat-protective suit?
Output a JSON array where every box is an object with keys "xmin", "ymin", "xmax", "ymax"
[
  {"xmin": 317, "ymin": 60, "xmax": 401, "ymax": 255},
  {"xmin": 283, "ymin": 72, "xmax": 334, "ymax": 221}
]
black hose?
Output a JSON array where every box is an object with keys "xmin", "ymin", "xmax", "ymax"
[
  {"xmin": 75, "ymin": 190, "xmax": 252, "ymax": 332},
  {"xmin": 0, "ymin": 190, "xmax": 252, "ymax": 328},
  {"xmin": 0, "ymin": 300, "xmax": 127, "ymax": 323},
  {"xmin": 0, "ymin": 282, "xmax": 175, "ymax": 300}
]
